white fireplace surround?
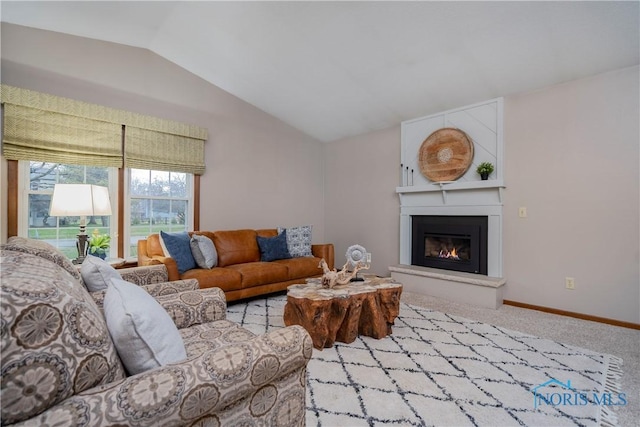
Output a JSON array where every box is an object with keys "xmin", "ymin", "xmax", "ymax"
[
  {"xmin": 391, "ymin": 98, "xmax": 506, "ymax": 308},
  {"xmin": 392, "ymin": 182, "xmax": 506, "ymax": 309},
  {"xmin": 398, "ymin": 198, "xmax": 503, "ymax": 278}
]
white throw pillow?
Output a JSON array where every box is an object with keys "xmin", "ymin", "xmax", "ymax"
[
  {"xmin": 190, "ymin": 234, "xmax": 218, "ymax": 269},
  {"xmin": 80, "ymin": 255, "xmax": 122, "ymax": 292},
  {"xmin": 104, "ymin": 278, "xmax": 187, "ymax": 375}
]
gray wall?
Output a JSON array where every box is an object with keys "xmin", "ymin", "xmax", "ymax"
[
  {"xmin": 324, "ymin": 66, "xmax": 639, "ymax": 324},
  {"xmin": 323, "ymin": 125, "xmax": 400, "ymax": 275},
  {"xmin": 502, "ymin": 67, "xmax": 639, "ymax": 323},
  {"xmin": 0, "ymin": 23, "xmax": 326, "ymax": 242}
]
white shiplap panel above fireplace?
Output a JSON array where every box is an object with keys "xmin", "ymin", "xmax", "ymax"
[{"xmin": 400, "ymin": 98, "xmax": 503, "ymax": 187}]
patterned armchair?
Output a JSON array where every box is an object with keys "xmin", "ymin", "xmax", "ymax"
[{"xmin": 1, "ymin": 237, "xmax": 312, "ymax": 426}]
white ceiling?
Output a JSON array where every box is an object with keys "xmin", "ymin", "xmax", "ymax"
[{"xmin": 2, "ymin": 1, "xmax": 638, "ymax": 142}]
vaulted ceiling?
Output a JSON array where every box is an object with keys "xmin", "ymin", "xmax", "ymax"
[{"xmin": 2, "ymin": 1, "xmax": 638, "ymax": 142}]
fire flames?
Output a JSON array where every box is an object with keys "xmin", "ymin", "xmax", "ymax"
[{"xmin": 439, "ymin": 247, "xmax": 460, "ymax": 260}]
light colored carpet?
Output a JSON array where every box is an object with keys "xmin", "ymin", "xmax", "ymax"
[
  {"xmin": 401, "ymin": 292, "xmax": 639, "ymax": 427},
  {"xmin": 227, "ymin": 293, "xmax": 631, "ymax": 426}
]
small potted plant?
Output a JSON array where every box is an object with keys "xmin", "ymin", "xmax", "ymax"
[
  {"xmin": 88, "ymin": 229, "xmax": 111, "ymax": 260},
  {"xmin": 476, "ymin": 162, "xmax": 495, "ymax": 180}
]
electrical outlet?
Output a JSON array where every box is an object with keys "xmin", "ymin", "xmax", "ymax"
[
  {"xmin": 366, "ymin": 253, "xmax": 371, "ymax": 263},
  {"xmin": 519, "ymin": 207, "xmax": 527, "ymax": 218},
  {"xmin": 565, "ymin": 277, "xmax": 575, "ymax": 290}
]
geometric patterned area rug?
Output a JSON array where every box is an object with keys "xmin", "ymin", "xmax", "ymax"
[{"xmin": 227, "ymin": 295, "xmax": 623, "ymax": 427}]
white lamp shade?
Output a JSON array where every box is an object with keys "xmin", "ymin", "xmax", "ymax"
[
  {"xmin": 90, "ymin": 185, "xmax": 112, "ymax": 216},
  {"xmin": 50, "ymin": 184, "xmax": 112, "ymax": 217}
]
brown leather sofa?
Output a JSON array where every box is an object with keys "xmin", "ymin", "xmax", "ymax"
[{"xmin": 138, "ymin": 228, "xmax": 334, "ymax": 302}]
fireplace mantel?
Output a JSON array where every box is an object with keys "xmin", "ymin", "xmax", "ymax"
[
  {"xmin": 397, "ymin": 180, "xmax": 505, "ymax": 193},
  {"xmin": 397, "ymin": 181, "xmax": 506, "ymax": 204}
]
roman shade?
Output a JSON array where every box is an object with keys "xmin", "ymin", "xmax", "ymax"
[
  {"xmin": 125, "ymin": 127, "xmax": 205, "ymax": 175},
  {"xmin": 1, "ymin": 85, "xmax": 208, "ymax": 174},
  {"xmin": 2, "ymin": 95, "xmax": 122, "ymax": 167}
]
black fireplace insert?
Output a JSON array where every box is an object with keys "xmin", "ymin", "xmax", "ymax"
[{"xmin": 411, "ymin": 215, "xmax": 488, "ymax": 274}]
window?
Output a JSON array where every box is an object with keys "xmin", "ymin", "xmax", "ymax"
[
  {"xmin": 18, "ymin": 161, "xmax": 194, "ymax": 260},
  {"xmin": 20, "ymin": 161, "xmax": 117, "ymax": 259},
  {"xmin": 4, "ymin": 85, "xmax": 205, "ymax": 260},
  {"xmin": 126, "ymin": 169, "xmax": 193, "ymax": 257}
]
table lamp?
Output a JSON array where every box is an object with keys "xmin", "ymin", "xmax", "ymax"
[{"xmin": 49, "ymin": 184, "xmax": 112, "ymax": 264}]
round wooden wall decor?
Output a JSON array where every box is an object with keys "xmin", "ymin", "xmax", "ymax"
[{"xmin": 418, "ymin": 128, "xmax": 474, "ymax": 182}]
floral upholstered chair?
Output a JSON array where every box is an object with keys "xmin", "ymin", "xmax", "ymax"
[{"xmin": 1, "ymin": 237, "xmax": 312, "ymax": 426}]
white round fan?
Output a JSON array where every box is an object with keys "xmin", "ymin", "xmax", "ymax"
[
  {"xmin": 346, "ymin": 244, "xmax": 367, "ymax": 281},
  {"xmin": 346, "ymin": 244, "xmax": 367, "ymax": 268}
]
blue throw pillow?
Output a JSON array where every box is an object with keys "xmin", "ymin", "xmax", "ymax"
[
  {"xmin": 160, "ymin": 231, "xmax": 197, "ymax": 274},
  {"xmin": 257, "ymin": 231, "xmax": 292, "ymax": 262}
]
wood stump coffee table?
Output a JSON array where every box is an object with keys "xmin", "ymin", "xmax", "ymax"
[{"xmin": 283, "ymin": 275, "xmax": 403, "ymax": 349}]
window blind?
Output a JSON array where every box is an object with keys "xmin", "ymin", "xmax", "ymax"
[
  {"xmin": 1, "ymin": 85, "xmax": 208, "ymax": 174},
  {"xmin": 125, "ymin": 126, "xmax": 205, "ymax": 175},
  {"xmin": 2, "ymin": 104, "xmax": 123, "ymax": 167}
]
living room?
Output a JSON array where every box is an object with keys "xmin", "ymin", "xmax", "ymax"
[{"xmin": 0, "ymin": 2, "xmax": 638, "ymax": 425}]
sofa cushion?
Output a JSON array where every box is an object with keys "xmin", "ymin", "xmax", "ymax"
[
  {"xmin": 190, "ymin": 234, "xmax": 218, "ymax": 269},
  {"xmin": 104, "ymin": 278, "xmax": 187, "ymax": 375},
  {"xmin": 4, "ymin": 236, "xmax": 83, "ymax": 282},
  {"xmin": 161, "ymin": 231, "xmax": 197, "ymax": 274},
  {"xmin": 256, "ymin": 229, "xmax": 278, "ymax": 238},
  {"xmin": 0, "ymin": 249, "xmax": 125, "ymax": 424},
  {"xmin": 146, "ymin": 233, "xmax": 166, "ymax": 257},
  {"xmin": 182, "ymin": 267, "xmax": 243, "ymax": 292},
  {"xmin": 257, "ymin": 230, "xmax": 292, "ymax": 262},
  {"xmin": 80, "ymin": 254, "xmax": 123, "ymax": 292},
  {"xmin": 212, "ymin": 229, "xmax": 260, "ymax": 267},
  {"xmin": 274, "ymin": 256, "xmax": 323, "ymax": 280},
  {"xmin": 181, "ymin": 321, "xmax": 256, "ymax": 358},
  {"xmin": 226, "ymin": 262, "xmax": 290, "ymax": 288},
  {"xmin": 278, "ymin": 225, "xmax": 313, "ymax": 257}
]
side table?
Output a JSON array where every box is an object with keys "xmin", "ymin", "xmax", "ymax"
[
  {"xmin": 283, "ymin": 275, "xmax": 402, "ymax": 349},
  {"xmin": 75, "ymin": 257, "xmax": 126, "ymax": 270},
  {"xmin": 107, "ymin": 257, "xmax": 126, "ymax": 268}
]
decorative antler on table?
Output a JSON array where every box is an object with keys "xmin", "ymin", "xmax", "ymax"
[{"xmin": 318, "ymin": 258, "xmax": 370, "ymax": 289}]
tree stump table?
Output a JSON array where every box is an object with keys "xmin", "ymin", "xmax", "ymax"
[{"xmin": 283, "ymin": 275, "xmax": 403, "ymax": 350}]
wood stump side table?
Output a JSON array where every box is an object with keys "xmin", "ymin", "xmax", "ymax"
[{"xmin": 283, "ymin": 276, "xmax": 403, "ymax": 349}]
